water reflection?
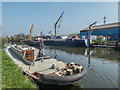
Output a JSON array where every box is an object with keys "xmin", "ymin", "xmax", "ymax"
[
  {"xmin": 42, "ymin": 46, "xmax": 118, "ymax": 88},
  {"xmin": 10, "ymin": 42, "xmax": 119, "ymax": 62},
  {"xmin": 53, "ymin": 50, "xmax": 57, "ymax": 59},
  {"xmin": 44, "ymin": 46, "xmax": 118, "ymax": 62}
]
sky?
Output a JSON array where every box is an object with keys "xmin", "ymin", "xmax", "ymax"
[{"xmin": 2, "ymin": 2, "xmax": 118, "ymax": 37}]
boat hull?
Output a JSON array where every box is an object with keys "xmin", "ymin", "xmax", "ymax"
[
  {"xmin": 34, "ymin": 68, "xmax": 87, "ymax": 85},
  {"xmin": 44, "ymin": 39, "xmax": 87, "ymax": 47}
]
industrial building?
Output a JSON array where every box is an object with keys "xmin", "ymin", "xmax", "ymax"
[{"xmin": 79, "ymin": 22, "xmax": 120, "ymax": 41}]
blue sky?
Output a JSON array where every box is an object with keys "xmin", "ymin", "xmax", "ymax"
[{"xmin": 2, "ymin": 2, "xmax": 118, "ymax": 36}]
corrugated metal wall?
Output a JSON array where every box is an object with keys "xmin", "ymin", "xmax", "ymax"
[{"xmin": 79, "ymin": 27, "xmax": 119, "ymax": 40}]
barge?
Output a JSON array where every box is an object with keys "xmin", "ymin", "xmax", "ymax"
[
  {"xmin": 5, "ymin": 45, "xmax": 87, "ymax": 85},
  {"xmin": 23, "ymin": 38, "xmax": 44, "ymax": 47},
  {"xmin": 44, "ymin": 39, "xmax": 87, "ymax": 47},
  {"xmin": 23, "ymin": 38, "xmax": 88, "ymax": 47}
]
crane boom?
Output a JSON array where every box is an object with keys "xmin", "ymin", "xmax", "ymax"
[
  {"xmin": 40, "ymin": 31, "xmax": 43, "ymax": 38},
  {"xmin": 87, "ymin": 21, "xmax": 97, "ymax": 47},
  {"xmin": 55, "ymin": 11, "xmax": 64, "ymax": 25},
  {"xmin": 30, "ymin": 24, "xmax": 34, "ymax": 40},
  {"xmin": 54, "ymin": 11, "xmax": 64, "ymax": 40},
  {"xmin": 88, "ymin": 21, "xmax": 97, "ymax": 39}
]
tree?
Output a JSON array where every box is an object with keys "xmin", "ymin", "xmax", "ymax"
[
  {"xmin": 68, "ymin": 33, "xmax": 79, "ymax": 37},
  {"xmin": 24, "ymin": 34, "xmax": 30, "ymax": 40}
]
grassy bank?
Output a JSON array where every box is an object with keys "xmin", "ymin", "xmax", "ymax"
[{"xmin": 2, "ymin": 51, "xmax": 38, "ymax": 88}]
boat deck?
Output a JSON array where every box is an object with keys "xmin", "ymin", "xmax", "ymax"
[{"xmin": 5, "ymin": 46, "xmax": 66, "ymax": 75}]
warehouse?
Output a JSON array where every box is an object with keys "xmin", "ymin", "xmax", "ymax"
[{"xmin": 79, "ymin": 22, "xmax": 120, "ymax": 41}]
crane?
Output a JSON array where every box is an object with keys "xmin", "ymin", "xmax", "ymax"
[
  {"xmin": 88, "ymin": 21, "xmax": 97, "ymax": 40},
  {"xmin": 49, "ymin": 30, "xmax": 53, "ymax": 39},
  {"xmin": 54, "ymin": 11, "xmax": 64, "ymax": 40},
  {"xmin": 87, "ymin": 21, "xmax": 97, "ymax": 47},
  {"xmin": 40, "ymin": 31, "xmax": 43, "ymax": 38},
  {"xmin": 57, "ymin": 15, "xmax": 63, "ymax": 34},
  {"xmin": 30, "ymin": 24, "xmax": 34, "ymax": 41}
]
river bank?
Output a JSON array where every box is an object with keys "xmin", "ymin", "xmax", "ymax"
[{"xmin": 2, "ymin": 50, "xmax": 37, "ymax": 88}]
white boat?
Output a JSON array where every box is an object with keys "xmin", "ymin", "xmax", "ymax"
[{"xmin": 5, "ymin": 45, "xmax": 87, "ymax": 85}]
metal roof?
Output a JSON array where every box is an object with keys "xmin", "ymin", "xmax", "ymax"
[{"xmin": 80, "ymin": 22, "xmax": 120, "ymax": 32}]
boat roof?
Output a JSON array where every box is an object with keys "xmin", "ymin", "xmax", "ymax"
[{"xmin": 13, "ymin": 45, "xmax": 35, "ymax": 51}]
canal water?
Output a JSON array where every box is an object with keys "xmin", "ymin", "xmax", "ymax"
[
  {"xmin": 7, "ymin": 43, "xmax": 119, "ymax": 88},
  {"xmin": 41, "ymin": 46, "xmax": 119, "ymax": 88}
]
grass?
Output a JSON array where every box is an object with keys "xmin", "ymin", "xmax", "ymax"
[
  {"xmin": 2, "ymin": 51, "xmax": 38, "ymax": 89},
  {"xmin": 0, "ymin": 48, "xmax": 2, "ymax": 89}
]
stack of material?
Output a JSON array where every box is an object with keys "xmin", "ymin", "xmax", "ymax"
[
  {"xmin": 66, "ymin": 69, "xmax": 73, "ymax": 75},
  {"xmin": 66, "ymin": 62, "xmax": 83, "ymax": 75},
  {"xmin": 71, "ymin": 65, "xmax": 77, "ymax": 74},
  {"xmin": 54, "ymin": 62, "xmax": 83, "ymax": 76},
  {"xmin": 67, "ymin": 62, "xmax": 75, "ymax": 69},
  {"xmin": 76, "ymin": 66, "xmax": 83, "ymax": 73}
]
